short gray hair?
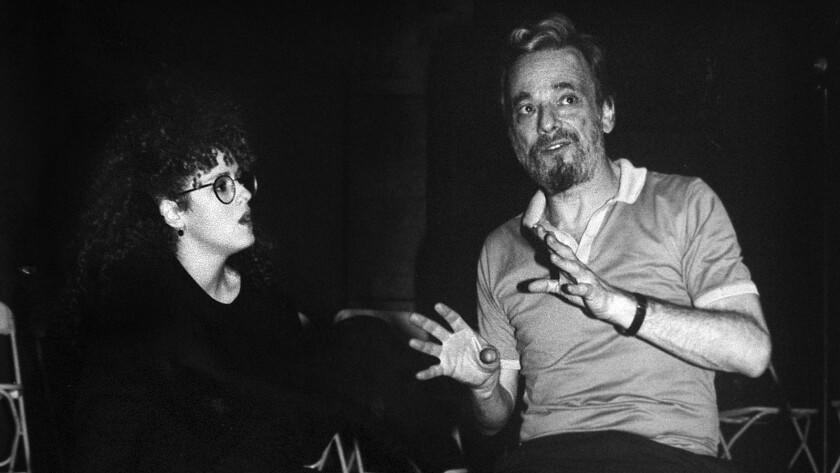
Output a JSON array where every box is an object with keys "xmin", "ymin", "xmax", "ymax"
[{"xmin": 500, "ymin": 13, "xmax": 613, "ymax": 117}]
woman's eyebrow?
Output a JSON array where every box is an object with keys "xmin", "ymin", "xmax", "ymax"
[{"xmin": 206, "ymin": 169, "xmax": 236, "ymax": 180}]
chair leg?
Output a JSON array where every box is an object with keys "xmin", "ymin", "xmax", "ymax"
[
  {"xmin": 719, "ymin": 411, "xmax": 774, "ymax": 460},
  {"xmin": 787, "ymin": 414, "xmax": 819, "ymax": 473},
  {"xmin": 18, "ymin": 393, "xmax": 31, "ymax": 471},
  {"xmin": 831, "ymin": 405, "xmax": 840, "ymax": 473},
  {"xmin": 718, "ymin": 427, "xmax": 733, "ymax": 460},
  {"xmin": 307, "ymin": 433, "xmax": 372, "ymax": 473},
  {"xmin": 356, "ymin": 437, "xmax": 369, "ymax": 473},
  {"xmin": 0, "ymin": 389, "xmax": 26, "ymax": 471}
]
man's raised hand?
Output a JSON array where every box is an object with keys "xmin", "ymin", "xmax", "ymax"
[
  {"xmin": 408, "ymin": 302, "xmax": 500, "ymax": 391},
  {"xmin": 528, "ymin": 223, "xmax": 624, "ymax": 323}
]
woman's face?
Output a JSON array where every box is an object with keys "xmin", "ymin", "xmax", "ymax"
[{"xmin": 177, "ymin": 151, "xmax": 255, "ymax": 258}]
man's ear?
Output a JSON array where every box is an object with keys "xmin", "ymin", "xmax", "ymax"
[
  {"xmin": 601, "ymin": 98, "xmax": 616, "ymax": 134},
  {"xmin": 159, "ymin": 199, "xmax": 184, "ymax": 230}
]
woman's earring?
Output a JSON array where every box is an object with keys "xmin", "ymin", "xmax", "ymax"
[{"xmin": 177, "ymin": 228, "xmax": 184, "ymax": 237}]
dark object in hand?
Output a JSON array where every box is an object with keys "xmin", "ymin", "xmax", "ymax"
[{"xmin": 479, "ymin": 347, "xmax": 498, "ymax": 364}]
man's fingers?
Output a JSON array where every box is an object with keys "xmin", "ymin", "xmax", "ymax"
[
  {"xmin": 527, "ymin": 278, "xmax": 563, "ymax": 294},
  {"xmin": 409, "ymin": 313, "xmax": 452, "ymax": 341},
  {"xmin": 563, "ymin": 283, "xmax": 593, "ymax": 297},
  {"xmin": 549, "ymin": 255, "xmax": 581, "ymax": 282},
  {"xmin": 528, "ymin": 280, "xmax": 593, "ymax": 299},
  {"xmin": 534, "ymin": 224, "xmax": 576, "ymax": 259},
  {"xmin": 415, "ymin": 364, "xmax": 445, "ymax": 381},
  {"xmin": 435, "ymin": 302, "xmax": 468, "ymax": 332},
  {"xmin": 531, "ymin": 224, "xmax": 548, "ymax": 240},
  {"xmin": 408, "ymin": 338, "xmax": 442, "ymax": 358},
  {"xmin": 543, "ymin": 231, "xmax": 575, "ymax": 258}
]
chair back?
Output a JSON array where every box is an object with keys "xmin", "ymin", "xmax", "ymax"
[
  {"xmin": 334, "ymin": 308, "xmax": 430, "ymax": 341},
  {"xmin": 717, "ymin": 361, "xmax": 819, "ymax": 473},
  {"xmin": 715, "ymin": 363, "xmax": 784, "ymax": 411},
  {"xmin": 0, "ymin": 303, "xmax": 14, "ymax": 336},
  {"xmin": 0, "ymin": 301, "xmax": 32, "ymax": 473}
]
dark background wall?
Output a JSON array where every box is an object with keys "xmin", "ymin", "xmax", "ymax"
[{"xmin": 2, "ymin": 0, "xmax": 838, "ymax": 471}]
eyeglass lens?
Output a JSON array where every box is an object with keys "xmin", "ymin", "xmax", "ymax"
[{"xmin": 212, "ymin": 173, "xmax": 257, "ymax": 204}]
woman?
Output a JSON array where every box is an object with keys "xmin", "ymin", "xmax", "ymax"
[{"xmin": 68, "ymin": 85, "xmax": 336, "ymax": 472}]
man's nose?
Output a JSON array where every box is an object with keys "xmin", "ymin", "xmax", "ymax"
[{"xmin": 538, "ymin": 105, "xmax": 558, "ymax": 134}]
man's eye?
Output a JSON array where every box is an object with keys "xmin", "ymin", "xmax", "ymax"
[
  {"xmin": 516, "ymin": 104, "xmax": 536, "ymax": 115},
  {"xmin": 560, "ymin": 95, "xmax": 579, "ymax": 105}
]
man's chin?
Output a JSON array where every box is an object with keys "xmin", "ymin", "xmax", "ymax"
[
  {"xmin": 541, "ymin": 181, "xmax": 574, "ymax": 195},
  {"xmin": 536, "ymin": 149, "xmax": 572, "ymax": 165},
  {"xmin": 543, "ymin": 165, "xmax": 590, "ymax": 195}
]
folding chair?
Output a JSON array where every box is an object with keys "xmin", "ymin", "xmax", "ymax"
[
  {"xmin": 717, "ymin": 363, "xmax": 819, "ymax": 473},
  {"xmin": 0, "ymin": 301, "xmax": 31, "ymax": 473},
  {"xmin": 324, "ymin": 308, "xmax": 472, "ymax": 473},
  {"xmin": 333, "ymin": 309, "xmax": 430, "ymax": 342},
  {"xmin": 306, "ymin": 432, "xmax": 368, "ymax": 473}
]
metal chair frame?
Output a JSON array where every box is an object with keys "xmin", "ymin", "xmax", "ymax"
[
  {"xmin": 333, "ymin": 308, "xmax": 430, "ymax": 342},
  {"xmin": 717, "ymin": 364, "xmax": 819, "ymax": 473},
  {"xmin": 0, "ymin": 302, "xmax": 31, "ymax": 473},
  {"xmin": 306, "ymin": 432, "xmax": 367, "ymax": 473},
  {"xmin": 318, "ymin": 308, "xmax": 457, "ymax": 473},
  {"xmin": 306, "ymin": 431, "xmax": 425, "ymax": 473}
]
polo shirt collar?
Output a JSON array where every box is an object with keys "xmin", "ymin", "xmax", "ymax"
[{"xmin": 522, "ymin": 158, "xmax": 647, "ymax": 229}]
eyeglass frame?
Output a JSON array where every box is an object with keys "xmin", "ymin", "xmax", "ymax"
[{"xmin": 175, "ymin": 172, "xmax": 258, "ymax": 204}]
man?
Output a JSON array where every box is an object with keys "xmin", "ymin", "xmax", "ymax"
[{"xmin": 408, "ymin": 12, "xmax": 771, "ymax": 473}]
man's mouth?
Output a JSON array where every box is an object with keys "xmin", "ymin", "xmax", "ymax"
[
  {"xmin": 534, "ymin": 130, "xmax": 579, "ymax": 156},
  {"xmin": 544, "ymin": 139, "xmax": 572, "ymax": 151},
  {"xmin": 536, "ymin": 139, "xmax": 573, "ymax": 156},
  {"xmin": 239, "ymin": 211, "xmax": 252, "ymax": 225}
]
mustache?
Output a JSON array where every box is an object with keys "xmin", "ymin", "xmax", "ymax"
[{"xmin": 533, "ymin": 128, "xmax": 580, "ymax": 153}]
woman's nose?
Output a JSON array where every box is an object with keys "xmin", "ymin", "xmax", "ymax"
[{"xmin": 237, "ymin": 179, "xmax": 252, "ymax": 203}]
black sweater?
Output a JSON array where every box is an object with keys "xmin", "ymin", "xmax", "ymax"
[{"xmin": 73, "ymin": 257, "xmax": 337, "ymax": 472}]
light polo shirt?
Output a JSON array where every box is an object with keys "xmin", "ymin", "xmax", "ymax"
[{"xmin": 477, "ymin": 158, "xmax": 757, "ymax": 455}]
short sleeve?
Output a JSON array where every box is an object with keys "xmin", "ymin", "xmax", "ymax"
[
  {"xmin": 681, "ymin": 179, "xmax": 758, "ymax": 308},
  {"xmin": 476, "ymin": 242, "xmax": 520, "ymax": 370}
]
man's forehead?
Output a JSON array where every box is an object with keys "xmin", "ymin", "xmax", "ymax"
[{"xmin": 509, "ymin": 47, "xmax": 594, "ymax": 97}]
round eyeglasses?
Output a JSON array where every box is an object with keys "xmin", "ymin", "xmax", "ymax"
[{"xmin": 176, "ymin": 172, "xmax": 258, "ymax": 204}]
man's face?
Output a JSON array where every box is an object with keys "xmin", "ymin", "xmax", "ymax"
[{"xmin": 507, "ymin": 47, "xmax": 614, "ymax": 195}]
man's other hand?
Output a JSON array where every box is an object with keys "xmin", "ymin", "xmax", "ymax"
[{"xmin": 408, "ymin": 303, "xmax": 500, "ymax": 393}]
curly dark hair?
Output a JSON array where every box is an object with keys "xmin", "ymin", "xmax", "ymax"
[{"xmin": 69, "ymin": 83, "xmax": 276, "ymax": 314}]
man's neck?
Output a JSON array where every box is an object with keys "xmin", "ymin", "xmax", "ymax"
[{"xmin": 544, "ymin": 158, "xmax": 619, "ymax": 235}]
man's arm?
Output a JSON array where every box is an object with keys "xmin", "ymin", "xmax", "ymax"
[
  {"xmin": 409, "ymin": 303, "xmax": 518, "ymax": 434},
  {"xmin": 471, "ymin": 367, "xmax": 518, "ymax": 435},
  {"xmin": 529, "ymin": 226, "xmax": 771, "ymax": 377},
  {"xmin": 599, "ymin": 291, "xmax": 768, "ymax": 377}
]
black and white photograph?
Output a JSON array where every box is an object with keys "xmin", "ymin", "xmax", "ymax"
[{"xmin": 1, "ymin": 1, "xmax": 838, "ymax": 472}]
